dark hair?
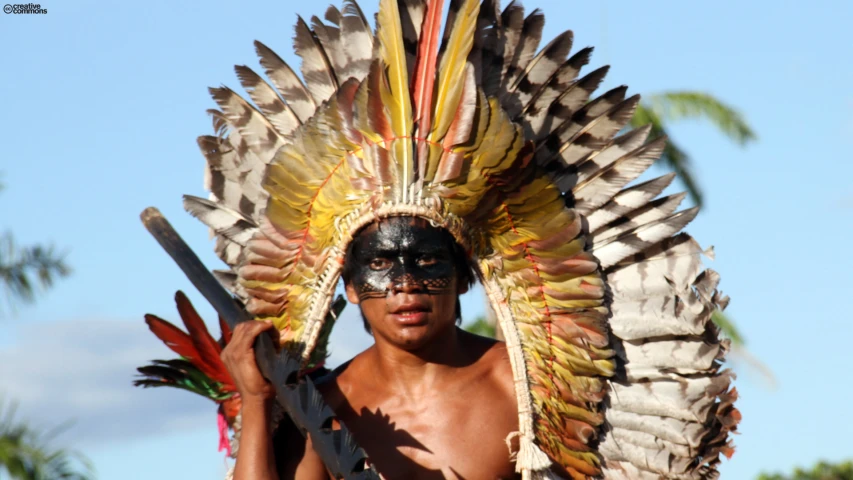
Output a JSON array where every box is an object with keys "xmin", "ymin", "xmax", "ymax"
[{"xmin": 341, "ymin": 219, "xmax": 476, "ymax": 334}]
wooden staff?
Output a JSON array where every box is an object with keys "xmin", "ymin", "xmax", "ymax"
[{"xmin": 141, "ymin": 207, "xmax": 379, "ymax": 479}]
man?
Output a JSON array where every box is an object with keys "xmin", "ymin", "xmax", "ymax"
[
  {"xmin": 222, "ymin": 217, "xmax": 521, "ymax": 479},
  {"xmin": 141, "ymin": 0, "xmax": 738, "ymax": 477}
]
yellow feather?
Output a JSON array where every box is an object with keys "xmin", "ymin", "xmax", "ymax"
[
  {"xmin": 428, "ymin": 0, "xmax": 479, "ymax": 147},
  {"xmin": 377, "ymin": 0, "xmax": 413, "ymax": 201}
]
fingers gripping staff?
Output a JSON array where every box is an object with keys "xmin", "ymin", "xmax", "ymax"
[{"xmin": 143, "ymin": 0, "xmax": 740, "ymax": 477}]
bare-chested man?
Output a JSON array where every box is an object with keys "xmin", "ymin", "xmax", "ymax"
[{"xmin": 221, "ymin": 217, "xmax": 521, "ymax": 479}]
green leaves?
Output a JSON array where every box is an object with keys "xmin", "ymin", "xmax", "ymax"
[
  {"xmin": 645, "ymin": 92, "xmax": 756, "ymax": 146},
  {"xmin": 757, "ymin": 460, "xmax": 853, "ymax": 480},
  {"xmin": 463, "ymin": 316, "xmax": 496, "ymax": 338},
  {"xmin": 0, "ymin": 232, "xmax": 71, "ymax": 314},
  {"xmin": 0, "ymin": 178, "xmax": 87, "ymax": 478},
  {"xmin": 631, "ymin": 91, "xmax": 757, "ymax": 208},
  {"xmin": 712, "ymin": 310, "xmax": 745, "ymax": 347},
  {"xmin": 0, "ymin": 176, "xmax": 72, "ymax": 315},
  {"xmin": 0, "ymin": 400, "xmax": 94, "ymax": 480},
  {"xmin": 0, "ymin": 176, "xmax": 71, "ymax": 315}
]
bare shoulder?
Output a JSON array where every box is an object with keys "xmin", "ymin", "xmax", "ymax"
[
  {"xmin": 314, "ymin": 349, "xmax": 373, "ymax": 410},
  {"xmin": 458, "ymin": 330, "xmax": 515, "ymax": 394}
]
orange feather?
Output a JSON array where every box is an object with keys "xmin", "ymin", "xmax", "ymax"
[{"xmin": 174, "ymin": 291, "xmax": 234, "ymax": 387}]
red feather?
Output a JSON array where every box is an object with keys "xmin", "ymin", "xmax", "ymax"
[
  {"xmin": 411, "ymin": 0, "xmax": 444, "ymax": 186},
  {"xmin": 411, "ymin": 0, "xmax": 444, "ymax": 133},
  {"xmin": 144, "ymin": 314, "xmax": 200, "ymax": 360},
  {"xmin": 174, "ymin": 291, "xmax": 234, "ymax": 387}
]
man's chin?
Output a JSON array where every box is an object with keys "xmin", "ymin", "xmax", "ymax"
[{"xmin": 378, "ymin": 325, "xmax": 435, "ymax": 350}]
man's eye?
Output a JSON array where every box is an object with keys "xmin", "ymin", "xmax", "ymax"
[
  {"xmin": 369, "ymin": 259, "xmax": 392, "ymax": 270},
  {"xmin": 418, "ymin": 256, "xmax": 438, "ymax": 266}
]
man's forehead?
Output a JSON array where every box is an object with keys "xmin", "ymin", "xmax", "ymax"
[{"xmin": 353, "ymin": 217, "xmax": 455, "ymax": 253}]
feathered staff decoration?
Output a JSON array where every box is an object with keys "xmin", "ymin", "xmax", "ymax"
[
  {"xmin": 134, "ymin": 292, "xmax": 240, "ymax": 456},
  {"xmin": 134, "ymin": 291, "xmax": 338, "ymax": 458}
]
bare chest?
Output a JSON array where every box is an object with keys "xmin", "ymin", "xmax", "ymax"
[{"xmin": 337, "ymin": 388, "xmax": 520, "ymax": 480}]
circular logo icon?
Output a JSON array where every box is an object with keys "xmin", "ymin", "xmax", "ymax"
[{"xmin": 3, "ymin": 5, "xmax": 12, "ymax": 14}]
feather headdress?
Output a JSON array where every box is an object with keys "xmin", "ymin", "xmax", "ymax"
[{"xmin": 185, "ymin": 0, "xmax": 739, "ymax": 477}]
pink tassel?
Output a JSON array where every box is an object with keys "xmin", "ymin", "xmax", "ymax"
[{"xmin": 217, "ymin": 411, "xmax": 232, "ymax": 457}]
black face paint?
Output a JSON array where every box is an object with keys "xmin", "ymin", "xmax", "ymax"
[{"xmin": 348, "ymin": 217, "xmax": 458, "ymax": 301}]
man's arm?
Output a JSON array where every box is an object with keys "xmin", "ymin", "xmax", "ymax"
[
  {"xmin": 233, "ymin": 397, "xmax": 279, "ymax": 479},
  {"xmin": 273, "ymin": 411, "xmax": 331, "ymax": 479},
  {"xmin": 222, "ymin": 320, "xmax": 329, "ymax": 480}
]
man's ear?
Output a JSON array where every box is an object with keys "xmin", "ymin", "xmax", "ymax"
[
  {"xmin": 457, "ymin": 280, "xmax": 469, "ymax": 296},
  {"xmin": 345, "ymin": 282, "xmax": 361, "ymax": 304}
]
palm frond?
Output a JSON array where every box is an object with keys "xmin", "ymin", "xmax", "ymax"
[
  {"xmin": 0, "ymin": 399, "xmax": 94, "ymax": 480},
  {"xmin": 645, "ymin": 91, "xmax": 757, "ymax": 146},
  {"xmin": 0, "ymin": 232, "xmax": 71, "ymax": 314},
  {"xmin": 631, "ymin": 102, "xmax": 705, "ymax": 206},
  {"xmin": 712, "ymin": 311, "xmax": 777, "ymax": 386},
  {"xmin": 712, "ymin": 310, "xmax": 744, "ymax": 347},
  {"xmin": 631, "ymin": 91, "xmax": 756, "ymax": 208}
]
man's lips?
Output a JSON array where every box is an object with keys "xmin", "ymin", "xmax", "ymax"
[
  {"xmin": 389, "ymin": 301, "xmax": 431, "ymax": 325},
  {"xmin": 389, "ymin": 301, "xmax": 430, "ymax": 314}
]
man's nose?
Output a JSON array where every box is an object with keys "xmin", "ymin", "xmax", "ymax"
[{"xmin": 391, "ymin": 272, "xmax": 425, "ymax": 294}]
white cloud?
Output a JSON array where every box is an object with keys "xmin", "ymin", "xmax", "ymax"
[
  {"xmin": 0, "ymin": 319, "xmax": 214, "ymax": 448},
  {"xmin": 0, "ymin": 308, "xmax": 374, "ymax": 448}
]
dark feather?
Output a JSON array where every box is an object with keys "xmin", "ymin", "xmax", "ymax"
[
  {"xmin": 294, "ymin": 15, "xmax": 339, "ymax": 104},
  {"xmin": 438, "ymin": 0, "xmax": 464, "ymax": 56},
  {"xmin": 478, "ymin": 0, "xmax": 502, "ymax": 95},
  {"xmin": 500, "ymin": 7, "xmax": 544, "ymax": 100},
  {"xmin": 574, "ymin": 125, "xmax": 652, "ymax": 186},
  {"xmin": 339, "ymin": 0, "xmax": 375, "ymax": 80},
  {"xmin": 208, "ymin": 86, "xmax": 285, "ymax": 166},
  {"xmin": 311, "ymin": 14, "xmax": 348, "ymax": 81},
  {"xmin": 521, "ymin": 46, "xmax": 593, "ymax": 138},
  {"xmin": 234, "ymin": 65, "xmax": 301, "ymax": 137},
  {"xmin": 571, "ymin": 136, "xmax": 667, "ymax": 214},
  {"xmin": 183, "ymin": 195, "xmax": 258, "ymax": 247},
  {"xmin": 592, "ymin": 192, "xmax": 687, "ymax": 242},
  {"xmin": 492, "ymin": 1, "xmax": 524, "ymax": 95},
  {"xmin": 554, "ymin": 94, "xmax": 641, "ymax": 167},
  {"xmin": 593, "ymin": 207, "xmax": 700, "ymax": 268},
  {"xmin": 254, "ymin": 40, "xmax": 317, "ymax": 122},
  {"xmin": 543, "ymin": 65, "xmax": 610, "ymax": 131},
  {"xmin": 505, "ymin": 30, "xmax": 573, "ymax": 119},
  {"xmin": 536, "ymin": 83, "xmax": 624, "ymax": 167},
  {"xmin": 399, "ymin": 0, "xmax": 426, "ymax": 82},
  {"xmin": 135, "ymin": 360, "xmax": 232, "ymax": 401}
]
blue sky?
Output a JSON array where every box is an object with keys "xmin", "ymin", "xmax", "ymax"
[{"xmin": 1, "ymin": 0, "xmax": 851, "ymax": 479}]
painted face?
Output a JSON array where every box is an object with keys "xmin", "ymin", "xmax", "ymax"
[{"xmin": 347, "ymin": 217, "xmax": 459, "ymax": 300}]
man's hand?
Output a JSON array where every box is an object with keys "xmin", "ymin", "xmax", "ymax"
[{"xmin": 221, "ymin": 320, "xmax": 279, "ymax": 402}]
